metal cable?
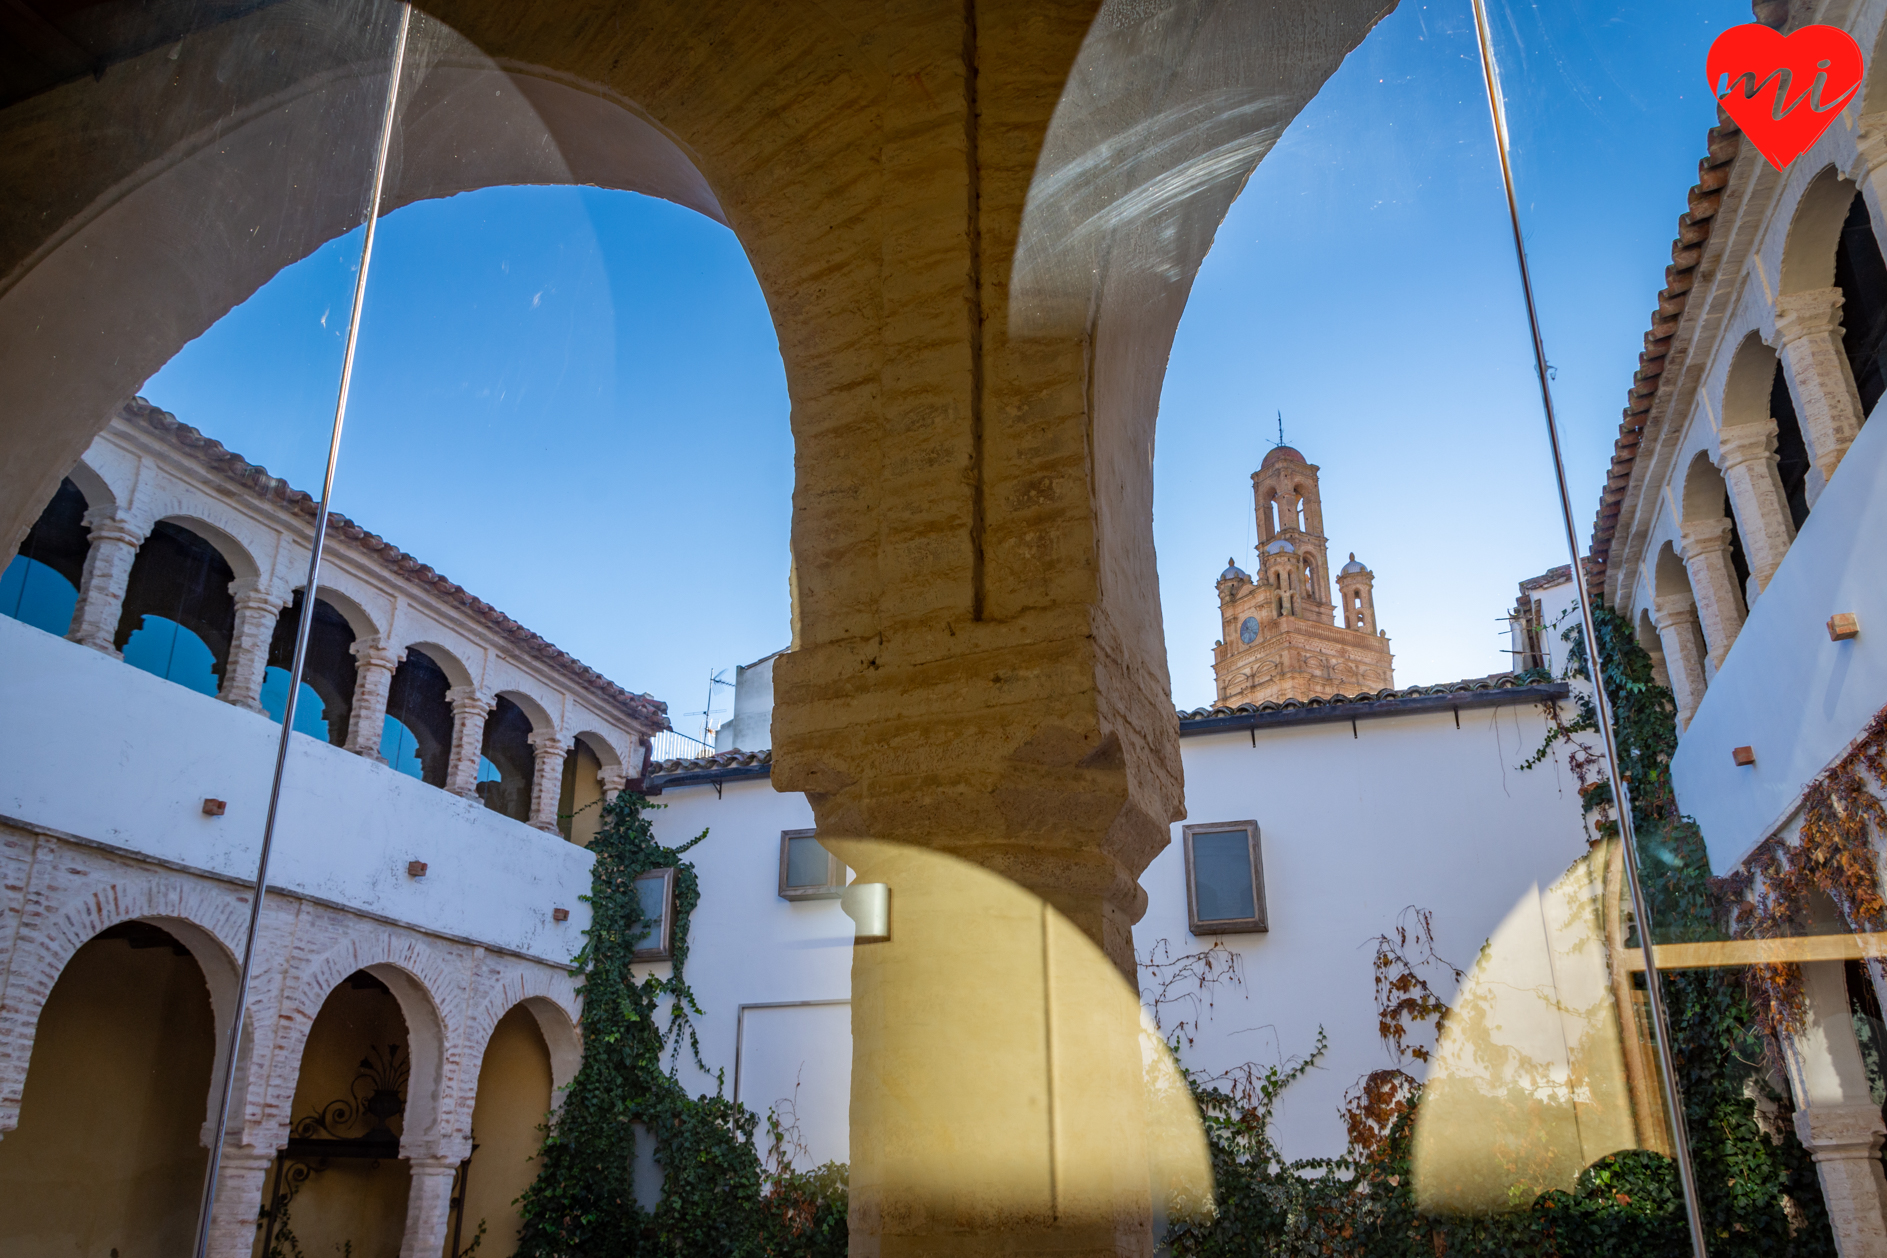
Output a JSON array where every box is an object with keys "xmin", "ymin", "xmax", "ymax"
[
  {"xmin": 1465, "ymin": 2, "xmax": 1709, "ymax": 1254},
  {"xmin": 189, "ymin": 7, "xmax": 413, "ymax": 1254}
]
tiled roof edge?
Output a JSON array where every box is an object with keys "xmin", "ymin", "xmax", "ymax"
[
  {"xmin": 1176, "ymin": 672, "xmax": 1567, "ymax": 724},
  {"xmin": 121, "ymin": 397, "xmax": 669, "ymax": 730}
]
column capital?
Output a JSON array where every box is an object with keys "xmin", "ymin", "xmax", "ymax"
[
  {"xmin": 1716, "ymin": 422, "xmax": 1779, "ymax": 470},
  {"xmin": 1651, "ymin": 594, "xmax": 1700, "ymax": 629},
  {"xmin": 1855, "ymin": 121, "xmax": 1887, "ymax": 179},
  {"xmin": 349, "ymin": 635, "xmax": 406, "ymax": 672},
  {"xmin": 1678, "ymin": 515, "xmax": 1735, "ymax": 556},
  {"xmin": 598, "ymin": 768, "xmax": 629, "ymax": 802},
  {"xmin": 1796, "ymin": 1103, "xmax": 1887, "ymax": 1160},
  {"xmin": 1774, "ymin": 286, "xmax": 1847, "ymax": 344},
  {"xmin": 528, "ymin": 730, "xmax": 567, "ymax": 756},
  {"xmin": 79, "ymin": 506, "xmax": 144, "ymax": 548},
  {"xmin": 445, "ymin": 685, "xmax": 494, "ymax": 713}
]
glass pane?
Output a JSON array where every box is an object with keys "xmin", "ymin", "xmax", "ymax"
[
  {"xmin": 787, "ymin": 835, "xmax": 832, "ymax": 890},
  {"xmin": 634, "ymin": 874, "xmax": 668, "ymax": 949},
  {"xmin": 1190, "ymin": 831, "xmax": 1256, "ymax": 923},
  {"xmin": 0, "ymin": 3, "xmax": 410, "ymax": 1254}
]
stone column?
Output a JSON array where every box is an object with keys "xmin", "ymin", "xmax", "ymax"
[
  {"xmin": 527, "ymin": 732, "xmax": 567, "ymax": 833},
  {"xmin": 598, "ymin": 768, "xmax": 628, "ymax": 804},
  {"xmin": 64, "ymin": 508, "xmax": 144, "ymax": 654},
  {"xmin": 343, "ymin": 638, "xmax": 405, "ymax": 761},
  {"xmin": 1678, "ymin": 517, "xmax": 1746, "ymax": 671},
  {"xmin": 1652, "ymin": 595, "xmax": 1708, "ymax": 730},
  {"xmin": 397, "ymin": 1155, "xmax": 460, "ymax": 1258},
  {"xmin": 1716, "ymin": 422, "xmax": 1796, "ymax": 594},
  {"xmin": 219, "ymin": 580, "xmax": 283, "ymax": 713},
  {"xmin": 204, "ymin": 1146, "xmax": 276, "ymax": 1258},
  {"xmin": 1785, "ymin": 960, "xmax": 1887, "ymax": 1258},
  {"xmin": 443, "ymin": 687, "xmax": 493, "ymax": 798},
  {"xmin": 1775, "ymin": 288, "xmax": 1867, "ymax": 493}
]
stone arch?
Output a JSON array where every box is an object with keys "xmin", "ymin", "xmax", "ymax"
[
  {"xmin": 267, "ymin": 930, "xmax": 460, "ymax": 1157},
  {"xmin": 306, "ymin": 582, "xmax": 382, "ymax": 641},
  {"xmin": 1654, "ymin": 539, "xmax": 1693, "ymax": 600},
  {"xmin": 149, "ymin": 512, "xmax": 263, "ymax": 583},
  {"xmin": 1680, "ymin": 449, "xmax": 1728, "ymax": 523},
  {"xmin": 0, "ymin": 873, "xmax": 251, "ymax": 1139},
  {"xmin": 1780, "ymin": 164, "xmax": 1859, "ymax": 295},
  {"xmin": 1635, "ymin": 608, "xmax": 1671, "ymax": 690},
  {"xmin": 403, "ymin": 639, "xmax": 476, "ymax": 688},
  {"xmin": 62, "ymin": 456, "xmax": 116, "ymax": 515},
  {"xmin": 494, "ymin": 686, "xmax": 558, "ymax": 735},
  {"xmin": 457, "ymin": 969, "xmax": 583, "ymax": 1133},
  {"xmin": 571, "ymin": 727, "xmax": 626, "ymax": 771},
  {"xmin": 1721, "ymin": 330, "xmax": 1780, "ymax": 430}
]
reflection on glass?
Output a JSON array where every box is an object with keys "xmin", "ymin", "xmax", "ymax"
[{"xmin": 260, "ymin": 668, "xmax": 331, "ymax": 742}]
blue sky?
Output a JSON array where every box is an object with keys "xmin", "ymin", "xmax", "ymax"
[{"xmin": 142, "ymin": 0, "xmax": 1744, "ymax": 727}]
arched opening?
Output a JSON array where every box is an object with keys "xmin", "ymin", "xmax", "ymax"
[
  {"xmin": 264, "ymin": 970, "xmax": 414, "ymax": 1258},
  {"xmin": 0, "ymin": 920, "xmax": 215, "ymax": 1255},
  {"xmin": 384, "ymin": 648, "xmax": 455, "ymax": 786},
  {"xmin": 262, "ymin": 592, "xmax": 358, "ymax": 744},
  {"xmin": 462, "ymin": 1003, "xmax": 556, "ymax": 1252},
  {"xmin": 478, "ymin": 696, "xmax": 536, "ymax": 822},
  {"xmin": 558, "ymin": 735, "xmax": 608, "ymax": 846},
  {"xmin": 1772, "ymin": 364, "xmax": 1814, "ymax": 529},
  {"xmin": 1, "ymin": 477, "xmax": 86, "ymax": 636},
  {"xmin": 1635, "ymin": 609, "xmax": 1670, "ymax": 690},
  {"xmin": 1681, "ymin": 452, "xmax": 1750, "ymax": 600},
  {"xmin": 1834, "ymin": 190, "xmax": 1887, "ymax": 417},
  {"xmin": 116, "ymin": 520, "xmax": 238, "ymax": 696}
]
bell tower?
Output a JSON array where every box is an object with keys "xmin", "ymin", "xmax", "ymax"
[{"xmin": 1211, "ymin": 446, "xmax": 1394, "ymax": 705}]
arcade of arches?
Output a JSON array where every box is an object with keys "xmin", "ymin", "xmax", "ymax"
[{"xmin": 0, "ymin": 1, "xmax": 1393, "ymax": 1253}]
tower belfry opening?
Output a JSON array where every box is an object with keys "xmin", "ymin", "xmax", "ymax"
[{"xmin": 1211, "ymin": 446, "xmax": 1394, "ymax": 705}]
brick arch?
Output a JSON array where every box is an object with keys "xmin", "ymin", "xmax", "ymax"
[
  {"xmin": 135, "ymin": 497, "xmax": 270, "ymax": 583},
  {"xmin": 450, "ymin": 964, "xmax": 582, "ymax": 1145},
  {"xmin": 264, "ymin": 930, "xmax": 462, "ymax": 1158},
  {"xmin": 0, "ymin": 871, "xmax": 249, "ymax": 1135}
]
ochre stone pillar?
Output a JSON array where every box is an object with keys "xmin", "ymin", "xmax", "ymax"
[
  {"xmin": 219, "ymin": 579, "xmax": 284, "ymax": 713},
  {"xmin": 65, "ymin": 508, "xmax": 144, "ymax": 654},
  {"xmin": 203, "ymin": 1147, "xmax": 275, "ymax": 1258},
  {"xmin": 344, "ymin": 638, "xmax": 405, "ymax": 761},
  {"xmin": 1716, "ymin": 422, "xmax": 1796, "ymax": 594},
  {"xmin": 1652, "ymin": 595, "xmax": 1708, "ymax": 730},
  {"xmin": 1678, "ymin": 516, "xmax": 1745, "ymax": 671},
  {"xmin": 1775, "ymin": 288, "xmax": 1867, "ymax": 492},
  {"xmin": 443, "ymin": 687, "xmax": 493, "ymax": 799},
  {"xmin": 1785, "ymin": 960, "xmax": 1887, "ymax": 1258},
  {"xmin": 397, "ymin": 1155, "xmax": 461, "ymax": 1258},
  {"xmin": 526, "ymin": 732, "xmax": 566, "ymax": 833}
]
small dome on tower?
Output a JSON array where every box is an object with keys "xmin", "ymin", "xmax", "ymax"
[
  {"xmin": 1340, "ymin": 552, "xmax": 1368, "ymax": 575},
  {"xmin": 1264, "ymin": 538, "xmax": 1296, "ymax": 554},
  {"xmin": 1261, "ymin": 445, "xmax": 1306, "ymax": 469},
  {"xmin": 1219, "ymin": 558, "xmax": 1249, "ymax": 582}
]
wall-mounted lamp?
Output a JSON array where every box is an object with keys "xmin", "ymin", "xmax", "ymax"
[
  {"xmin": 841, "ymin": 882, "xmax": 891, "ymax": 943},
  {"xmin": 202, "ymin": 798, "xmax": 226, "ymax": 816},
  {"xmin": 406, "ymin": 860, "xmax": 429, "ymax": 878},
  {"xmin": 1732, "ymin": 746, "xmax": 1756, "ymax": 767},
  {"xmin": 1829, "ymin": 612, "xmax": 1860, "ymax": 641}
]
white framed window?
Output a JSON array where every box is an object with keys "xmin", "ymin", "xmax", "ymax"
[
  {"xmin": 778, "ymin": 829, "xmax": 846, "ymax": 901},
  {"xmin": 1183, "ymin": 821, "xmax": 1266, "ymax": 936},
  {"xmin": 631, "ymin": 867, "xmax": 677, "ymax": 960}
]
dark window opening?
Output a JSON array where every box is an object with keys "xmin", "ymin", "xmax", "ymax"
[
  {"xmin": 1845, "ymin": 959, "xmax": 1887, "ymax": 1120},
  {"xmin": 264, "ymin": 594, "xmax": 356, "ymax": 747},
  {"xmin": 1771, "ymin": 363, "xmax": 1813, "ymax": 530},
  {"xmin": 2, "ymin": 478, "xmax": 87, "ymax": 635},
  {"xmin": 1723, "ymin": 493, "xmax": 1751, "ymax": 596},
  {"xmin": 385, "ymin": 649, "xmax": 453, "ymax": 786},
  {"xmin": 1834, "ymin": 190, "xmax": 1887, "ymax": 418},
  {"xmin": 115, "ymin": 521, "xmax": 235, "ymax": 694},
  {"xmin": 479, "ymin": 696, "xmax": 535, "ymax": 822}
]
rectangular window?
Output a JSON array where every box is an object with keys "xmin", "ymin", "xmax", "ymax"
[
  {"xmin": 1183, "ymin": 821, "xmax": 1266, "ymax": 935},
  {"xmin": 631, "ymin": 867, "xmax": 677, "ymax": 961},
  {"xmin": 778, "ymin": 829, "xmax": 847, "ymax": 901}
]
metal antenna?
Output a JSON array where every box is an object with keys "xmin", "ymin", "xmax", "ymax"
[
  {"xmin": 189, "ymin": 7, "xmax": 413, "ymax": 1255},
  {"xmin": 1276, "ymin": 409, "xmax": 1285, "ymax": 448},
  {"xmin": 1465, "ymin": 2, "xmax": 1708, "ymax": 1255}
]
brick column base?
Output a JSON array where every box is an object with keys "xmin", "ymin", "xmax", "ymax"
[
  {"xmin": 205, "ymin": 1147, "xmax": 276, "ymax": 1258},
  {"xmin": 398, "ymin": 1155, "xmax": 460, "ymax": 1258}
]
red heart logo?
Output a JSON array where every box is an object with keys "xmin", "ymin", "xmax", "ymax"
[{"xmin": 1709, "ymin": 24, "xmax": 1864, "ymax": 170}]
